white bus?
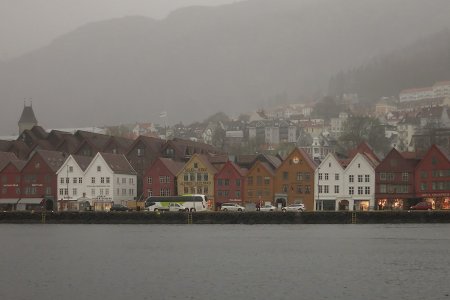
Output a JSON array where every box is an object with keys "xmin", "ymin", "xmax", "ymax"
[{"xmin": 144, "ymin": 194, "xmax": 208, "ymax": 212}]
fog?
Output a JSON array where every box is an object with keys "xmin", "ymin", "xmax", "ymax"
[
  {"xmin": 1, "ymin": 0, "xmax": 450, "ymax": 135},
  {"xmin": 0, "ymin": 0, "xmax": 241, "ymax": 60}
]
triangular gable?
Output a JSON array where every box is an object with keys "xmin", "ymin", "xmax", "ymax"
[
  {"xmin": 415, "ymin": 144, "xmax": 450, "ymax": 171},
  {"xmin": 176, "ymin": 153, "xmax": 218, "ymax": 177},
  {"xmin": 83, "ymin": 153, "xmax": 114, "ymax": 175},
  {"xmin": 345, "ymin": 152, "xmax": 376, "ymax": 172},
  {"xmin": 318, "ymin": 152, "xmax": 345, "ymax": 171}
]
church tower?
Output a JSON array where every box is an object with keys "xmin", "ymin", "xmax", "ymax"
[{"xmin": 18, "ymin": 102, "xmax": 38, "ymax": 134}]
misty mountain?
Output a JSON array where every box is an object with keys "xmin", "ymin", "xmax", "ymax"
[
  {"xmin": 2, "ymin": 0, "xmax": 450, "ymax": 134},
  {"xmin": 328, "ymin": 29, "xmax": 450, "ymax": 101}
]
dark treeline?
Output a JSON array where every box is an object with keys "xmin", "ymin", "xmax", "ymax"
[{"xmin": 328, "ymin": 29, "xmax": 450, "ymax": 101}]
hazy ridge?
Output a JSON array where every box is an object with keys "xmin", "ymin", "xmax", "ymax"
[{"xmin": 1, "ymin": 0, "xmax": 450, "ymax": 133}]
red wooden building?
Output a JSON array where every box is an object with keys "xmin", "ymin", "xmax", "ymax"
[
  {"xmin": 0, "ymin": 155, "xmax": 26, "ymax": 211},
  {"xmin": 414, "ymin": 145, "xmax": 450, "ymax": 210},
  {"xmin": 19, "ymin": 150, "xmax": 65, "ymax": 210},
  {"xmin": 375, "ymin": 148, "xmax": 421, "ymax": 210},
  {"xmin": 214, "ymin": 160, "xmax": 247, "ymax": 207},
  {"xmin": 143, "ymin": 157, "xmax": 185, "ymax": 198}
]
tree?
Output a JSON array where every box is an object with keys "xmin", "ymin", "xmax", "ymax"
[
  {"xmin": 339, "ymin": 116, "xmax": 390, "ymax": 154},
  {"xmin": 312, "ymin": 97, "xmax": 344, "ymax": 121}
]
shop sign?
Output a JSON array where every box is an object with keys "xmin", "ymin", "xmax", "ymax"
[{"xmin": 418, "ymin": 193, "xmax": 450, "ymax": 197}]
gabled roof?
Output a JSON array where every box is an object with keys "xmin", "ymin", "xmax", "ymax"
[
  {"xmin": 104, "ymin": 136, "xmax": 134, "ymax": 153},
  {"xmin": 296, "ymin": 147, "xmax": 319, "ymax": 170},
  {"xmin": 126, "ymin": 135, "xmax": 165, "ymax": 156},
  {"xmin": 235, "ymin": 154, "xmax": 258, "ymax": 167},
  {"xmin": 157, "ymin": 158, "xmax": 185, "ymax": 176},
  {"xmin": 30, "ymin": 126, "xmax": 48, "ymax": 139},
  {"xmin": 177, "ymin": 154, "xmax": 219, "ymax": 176},
  {"xmin": 216, "ymin": 160, "xmax": 247, "ymax": 177},
  {"xmin": 254, "ymin": 154, "xmax": 282, "ymax": 169},
  {"xmin": 30, "ymin": 149, "xmax": 66, "ymax": 172},
  {"xmin": 0, "ymin": 152, "xmax": 18, "ymax": 171},
  {"xmin": 415, "ymin": 144, "xmax": 450, "ymax": 171},
  {"xmin": 18, "ymin": 105, "xmax": 37, "ymax": 124},
  {"xmin": 348, "ymin": 142, "xmax": 380, "ymax": 163},
  {"xmin": 318, "ymin": 152, "xmax": 345, "ymax": 170},
  {"xmin": 74, "ymin": 130, "xmax": 111, "ymax": 151},
  {"xmin": 0, "ymin": 140, "xmax": 12, "ymax": 152},
  {"xmin": 6, "ymin": 140, "xmax": 31, "ymax": 159},
  {"xmin": 72, "ymin": 155, "xmax": 94, "ymax": 171},
  {"xmin": 346, "ymin": 152, "xmax": 377, "ymax": 171},
  {"xmin": 100, "ymin": 153, "xmax": 137, "ymax": 175}
]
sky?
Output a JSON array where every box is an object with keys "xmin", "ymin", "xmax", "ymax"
[{"xmin": 0, "ymin": 0, "xmax": 241, "ymax": 60}]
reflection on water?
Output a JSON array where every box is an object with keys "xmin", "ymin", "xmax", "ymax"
[{"xmin": 0, "ymin": 224, "xmax": 449, "ymax": 300}]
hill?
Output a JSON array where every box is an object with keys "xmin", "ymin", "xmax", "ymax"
[
  {"xmin": 1, "ymin": 0, "xmax": 450, "ymax": 133},
  {"xmin": 328, "ymin": 29, "xmax": 450, "ymax": 101}
]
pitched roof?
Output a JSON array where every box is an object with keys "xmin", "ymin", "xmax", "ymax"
[
  {"xmin": 33, "ymin": 150, "xmax": 66, "ymax": 172},
  {"xmin": 127, "ymin": 135, "xmax": 165, "ymax": 156},
  {"xmin": 296, "ymin": 147, "xmax": 319, "ymax": 170},
  {"xmin": 348, "ymin": 142, "xmax": 380, "ymax": 162},
  {"xmin": 100, "ymin": 153, "xmax": 136, "ymax": 175},
  {"xmin": 158, "ymin": 158, "xmax": 185, "ymax": 176},
  {"xmin": 72, "ymin": 155, "xmax": 94, "ymax": 171},
  {"xmin": 0, "ymin": 152, "xmax": 18, "ymax": 171},
  {"xmin": 18, "ymin": 105, "xmax": 37, "ymax": 124}
]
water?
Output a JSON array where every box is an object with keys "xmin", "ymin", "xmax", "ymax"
[{"xmin": 0, "ymin": 224, "xmax": 449, "ymax": 300}]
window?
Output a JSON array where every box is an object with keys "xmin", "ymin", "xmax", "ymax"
[
  {"xmin": 69, "ymin": 166, "xmax": 73, "ymax": 172},
  {"xmin": 247, "ymin": 177, "xmax": 253, "ymax": 185},
  {"xmin": 97, "ymin": 166, "xmax": 101, "ymax": 172},
  {"xmin": 235, "ymin": 191, "xmax": 241, "ymax": 198},
  {"xmin": 402, "ymin": 172, "xmax": 409, "ymax": 182},
  {"xmin": 137, "ymin": 148, "xmax": 144, "ymax": 157},
  {"xmin": 203, "ymin": 174, "xmax": 208, "ymax": 181},
  {"xmin": 66, "ymin": 177, "xmax": 69, "ymax": 184},
  {"xmin": 122, "ymin": 189, "xmax": 126, "ymax": 195},
  {"xmin": 224, "ymin": 179, "xmax": 230, "ymax": 186},
  {"xmin": 324, "ymin": 185, "xmax": 329, "ymax": 194},
  {"xmin": 79, "ymin": 178, "xmax": 83, "ymax": 184},
  {"xmin": 105, "ymin": 189, "xmax": 109, "ymax": 196},
  {"xmin": 334, "ymin": 185, "xmax": 339, "ymax": 193},
  {"xmin": 318, "ymin": 173, "xmax": 323, "ymax": 180},
  {"xmin": 73, "ymin": 177, "xmax": 77, "ymax": 184},
  {"xmin": 106, "ymin": 177, "xmax": 110, "ymax": 184},
  {"xmin": 194, "ymin": 163, "xmax": 198, "ymax": 169},
  {"xmin": 101, "ymin": 177, "xmax": 105, "ymax": 184},
  {"xmin": 184, "ymin": 173, "xmax": 189, "ymax": 181},
  {"xmin": 91, "ymin": 177, "xmax": 95, "ymax": 184},
  {"xmin": 349, "ymin": 175, "xmax": 354, "ymax": 183},
  {"xmin": 380, "ymin": 184, "xmax": 387, "ymax": 193},
  {"xmin": 197, "ymin": 173, "xmax": 202, "ymax": 181},
  {"xmin": 358, "ymin": 187, "xmax": 363, "ymax": 195},
  {"xmin": 160, "ymin": 176, "xmax": 165, "ymax": 184},
  {"xmin": 283, "ymin": 172, "xmax": 288, "ymax": 180},
  {"xmin": 318, "ymin": 185, "xmax": 323, "ymax": 194},
  {"xmin": 147, "ymin": 177, "xmax": 152, "ymax": 184},
  {"xmin": 264, "ymin": 177, "xmax": 270, "ymax": 185},
  {"xmin": 91, "ymin": 189, "xmax": 95, "ymax": 196},
  {"xmin": 218, "ymin": 179, "xmax": 223, "ymax": 186},
  {"xmin": 420, "ymin": 171, "xmax": 427, "ymax": 179},
  {"xmin": 59, "ymin": 188, "xmax": 64, "ymax": 196},
  {"xmin": 349, "ymin": 186, "xmax": 354, "ymax": 195},
  {"xmin": 324, "ymin": 173, "xmax": 329, "ymax": 180},
  {"xmin": 122, "ymin": 178, "xmax": 126, "ymax": 184},
  {"xmin": 282, "ymin": 184, "xmax": 288, "ymax": 193},
  {"xmin": 304, "ymin": 173, "xmax": 311, "ymax": 181},
  {"xmin": 296, "ymin": 172, "xmax": 303, "ymax": 181},
  {"xmin": 305, "ymin": 185, "xmax": 311, "ymax": 194},
  {"xmin": 64, "ymin": 188, "xmax": 68, "ymax": 195},
  {"xmin": 335, "ymin": 173, "xmax": 339, "ymax": 180},
  {"xmin": 60, "ymin": 178, "xmax": 64, "ymax": 184},
  {"xmin": 420, "ymin": 183, "xmax": 427, "ymax": 191},
  {"xmin": 129, "ymin": 189, "xmax": 133, "ymax": 196},
  {"xmin": 358, "ymin": 175, "xmax": 363, "ymax": 182},
  {"xmin": 236, "ymin": 179, "xmax": 241, "ymax": 186},
  {"xmin": 189, "ymin": 173, "xmax": 195, "ymax": 181},
  {"xmin": 297, "ymin": 185, "xmax": 303, "ymax": 194},
  {"xmin": 365, "ymin": 187, "xmax": 370, "ymax": 195},
  {"xmin": 72, "ymin": 188, "xmax": 77, "ymax": 196}
]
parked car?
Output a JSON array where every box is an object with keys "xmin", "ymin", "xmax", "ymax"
[
  {"xmin": 110, "ymin": 204, "xmax": 130, "ymax": 212},
  {"xmin": 221, "ymin": 203, "xmax": 245, "ymax": 212},
  {"xmin": 259, "ymin": 204, "xmax": 277, "ymax": 212},
  {"xmin": 410, "ymin": 202, "xmax": 432, "ymax": 210},
  {"xmin": 282, "ymin": 203, "xmax": 305, "ymax": 212}
]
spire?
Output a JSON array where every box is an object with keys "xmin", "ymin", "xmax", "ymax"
[{"xmin": 18, "ymin": 101, "xmax": 38, "ymax": 134}]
